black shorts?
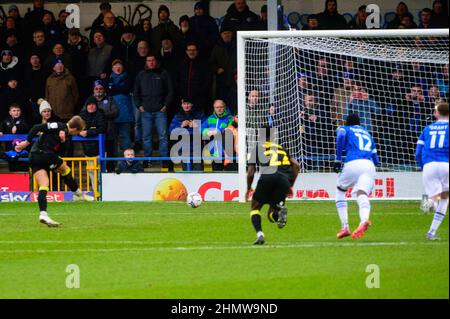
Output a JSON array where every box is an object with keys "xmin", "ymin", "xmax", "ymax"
[
  {"xmin": 29, "ymin": 151, "xmax": 63, "ymax": 173},
  {"xmin": 253, "ymin": 173, "xmax": 291, "ymax": 207}
]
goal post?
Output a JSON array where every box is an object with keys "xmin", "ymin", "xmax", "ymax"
[{"xmin": 237, "ymin": 29, "xmax": 449, "ymax": 203}]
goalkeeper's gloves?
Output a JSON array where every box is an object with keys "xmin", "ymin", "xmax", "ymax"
[{"xmin": 333, "ymin": 160, "xmax": 343, "ymax": 173}]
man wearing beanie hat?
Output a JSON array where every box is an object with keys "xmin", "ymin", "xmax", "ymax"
[
  {"xmin": 210, "ymin": 23, "xmax": 237, "ymax": 104},
  {"xmin": 190, "ymin": 1, "xmax": 219, "ymax": 59},
  {"xmin": 111, "ymin": 25, "xmax": 138, "ymax": 69},
  {"xmin": 151, "ymin": 5, "xmax": 183, "ymax": 54},
  {"xmin": 179, "ymin": 15, "xmax": 198, "ymax": 49},
  {"xmin": 221, "ymin": 0, "xmax": 261, "ymax": 32},
  {"xmin": 45, "ymin": 55, "xmax": 79, "ymax": 120}
]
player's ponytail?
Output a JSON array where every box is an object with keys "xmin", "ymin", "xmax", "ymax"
[{"xmin": 67, "ymin": 115, "xmax": 86, "ymax": 131}]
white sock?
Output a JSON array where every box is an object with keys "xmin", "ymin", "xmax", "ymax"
[
  {"xmin": 357, "ymin": 194, "xmax": 371, "ymax": 224},
  {"xmin": 429, "ymin": 198, "xmax": 448, "ymax": 235},
  {"xmin": 74, "ymin": 189, "xmax": 82, "ymax": 196},
  {"xmin": 433, "ymin": 200, "xmax": 439, "ymax": 212},
  {"xmin": 336, "ymin": 190, "xmax": 348, "ymax": 228},
  {"xmin": 256, "ymin": 231, "xmax": 264, "ymax": 238},
  {"xmin": 40, "ymin": 211, "xmax": 48, "ymax": 218}
]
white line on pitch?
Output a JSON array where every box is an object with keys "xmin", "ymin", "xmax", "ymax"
[
  {"xmin": 0, "ymin": 241, "xmax": 446, "ymax": 254},
  {"xmin": 0, "ymin": 212, "xmax": 426, "ymax": 216}
]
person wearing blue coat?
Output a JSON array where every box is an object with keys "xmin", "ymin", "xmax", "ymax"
[
  {"xmin": 169, "ymin": 97, "xmax": 206, "ymax": 171},
  {"xmin": 108, "ymin": 59, "xmax": 134, "ymax": 151}
]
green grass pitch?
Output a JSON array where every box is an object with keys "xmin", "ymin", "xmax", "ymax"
[{"xmin": 0, "ymin": 201, "xmax": 447, "ymax": 299}]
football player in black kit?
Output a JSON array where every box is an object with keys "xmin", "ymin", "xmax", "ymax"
[
  {"xmin": 14, "ymin": 115, "xmax": 95, "ymax": 227},
  {"xmin": 247, "ymin": 127, "xmax": 300, "ymax": 245}
]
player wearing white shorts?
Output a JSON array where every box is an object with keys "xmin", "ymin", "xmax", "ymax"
[
  {"xmin": 415, "ymin": 102, "xmax": 449, "ymax": 241},
  {"xmin": 333, "ymin": 114, "xmax": 379, "ymax": 240}
]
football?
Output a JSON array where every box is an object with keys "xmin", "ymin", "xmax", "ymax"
[{"xmin": 186, "ymin": 192, "xmax": 202, "ymax": 208}]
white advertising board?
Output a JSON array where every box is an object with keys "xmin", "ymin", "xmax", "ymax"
[{"xmin": 102, "ymin": 172, "xmax": 423, "ymax": 201}]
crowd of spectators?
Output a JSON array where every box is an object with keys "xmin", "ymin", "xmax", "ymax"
[{"xmin": 0, "ymin": 0, "xmax": 448, "ymax": 172}]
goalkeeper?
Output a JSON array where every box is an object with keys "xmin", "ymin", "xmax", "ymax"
[{"xmin": 246, "ymin": 126, "xmax": 300, "ymax": 245}]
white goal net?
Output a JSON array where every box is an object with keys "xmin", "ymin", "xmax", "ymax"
[{"xmin": 237, "ymin": 29, "xmax": 449, "ymax": 202}]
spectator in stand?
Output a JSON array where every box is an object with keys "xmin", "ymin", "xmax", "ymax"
[
  {"xmin": 0, "ymin": 103, "xmax": 30, "ymax": 171},
  {"xmin": 169, "ymin": 97, "xmax": 206, "ymax": 171},
  {"xmin": 93, "ymin": 11, "xmax": 124, "ymax": 48},
  {"xmin": 387, "ymin": 2, "xmax": 415, "ymax": 29},
  {"xmin": 151, "ymin": 5, "xmax": 183, "ymax": 54},
  {"xmin": 317, "ymin": 0, "xmax": 348, "ymax": 30},
  {"xmin": 221, "ymin": 0, "xmax": 261, "ymax": 32},
  {"xmin": 431, "ymin": 0, "xmax": 448, "ymax": 28},
  {"xmin": 332, "ymin": 71, "xmax": 354, "ymax": 128},
  {"xmin": 128, "ymin": 40, "xmax": 150, "ymax": 87},
  {"xmin": 427, "ymin": 85, "xmax": 445, "ymax": 109},
  {"xmin": 127, "ymin": 40, "xmax": 150, "ymax": 152},
  {"xmin": 400, "ymin": 15, "xmax": 417, "ymax": 29},
  {"xmin": 86, "ymin": 29, "xmax": 113, "ymax": 83},
  {"xmin": 2, "ymin": 30, "xmax": 24, "ymax": 62},
  {"xmin": 202, "ymin": 99, "xmax": 233, "ymax": 171},
  {"xmin": 78, "ymin": 96, "xmax": 107, "ymax": 159},
  {"xmin": 23, "ymin": 54, "xmax": 46, "ymax": 123},
  {"xmin": 300, "ymin": 93, "xmax": 322, "ymax": 170},
  {"xmin": 348, "ymin": 5, "xmax": 368, "ymax": 29},
  {"xmin": 116, "ymin": 148, "xmax": 144, "ymax": 174},
  {"xmin": 158, "ymin": 34, "xmax": 181, "ymax": 84},
  {"xmin": 79, "ymin": 96, "xmax": 108, "ymax": 188},
  {"xmin": 0, "ymin": 49, "xmax": 21, "ymax": 88},
  {"xmin": 176, "ymin": 42, "xmax": 210, "ymax": 114},
  {"xmin": 86, "ymin": 80, "xmax": 119, "ymax": 172},
  {"xmin": 108, "ymin": 59, "xmax": 135, "ymax": 152},
  {"xmin": 436, "ymin": 64, "xmax": 449, "ymax": 99},
  {"xmin": 55, "ymin": 9, "xmax": 70, "ymax": 43},
  {"xmin": 1, "ymin": 17, "xmax": 22, "ymax": 46},
  {"xmin": 179, "ymin": 15, "xmax": 199, "ymax": 51},
  {"xmin": 111, "ymin": 26, "xmax": 138, "ymax": 71},
  {"xmin": 90, "ymin": 1, "xmax": 112, "ymax": 33},
  {"xmin": 45, "ymin": 58, "xmax": 79, "ymax": 121},
  {"xmin": 418, "ymin": 8, "xmax": 436, "ymax": 29},
  {"xmin": 345, "ymin": 83, "xmax": 381, "ymax": 134},
  {"xmin": 36, "ymin": 98, "xmax": 60, "ymax": 124},
  {"xmin": 67, "ymin": 28, "xmax": 90, "ymax": 113},
  {"xmin": 257, "ymin": 5, "xmax": 268, "ymax": 30},
  {"xmin": 44, "ymin": 42, "xmax": 73, "ymax": 76},
  {"xmin": 0, "ymin": 103, "xmax": 29, "ymax": 136},
  {"xmin": 402, "ymin": 84, "xmax": 428, "ymax": 164},
  {"xmin": 133, "ymin": 54, "xmax": 174, "ymax": 168},
  {"xmin": 190, "ymin": 1, "xmax": 219, "ymax": 59},
  {"xmin": 30, "ymin": 30, "xmax": 50, "ymax": 63},
  {"xmin": 246, "ymin": 89, "xmax": 271, "ymax": 130},
  {"xmin": 24, "ymin": 0, "xmax": 55, "ymax": 42},
  {"xmin": 41, "ymin": 11, "xmax": 61, "ymax": 47},
  {"xmin": 135, "ymin": 18, "xmax": 152, "ymax": 44},
  {"xmin": 302, "ymin": 14, "xmax": 322, "ymax": 30},
  {"xmin": 0, "ymin": 75, "xmax": 30, "ymax": 123},
  {"xmin": 210, "ymin": 25, "xmax": 237, "ymax": 102},
  {"xmin": 6, "ymin": 5, "xmax": 25, "ymax": 41}
]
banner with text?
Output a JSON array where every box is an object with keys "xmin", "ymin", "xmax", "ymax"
[
  {"xmin": 101, "ymin": 172, "xmax": 422, "ymax": 202},
  {"xmin": 0, "ymin": 173, "xmax": 30, "ymax": 192}
]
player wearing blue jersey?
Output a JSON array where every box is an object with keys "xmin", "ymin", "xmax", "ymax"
[
  {"xmin": 415, "ymin": 102, "xmax": 449, "ymax": 241},
  {"xmin": 333, "ymin": 114, "xmax": 379, "ymax": 240}
]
